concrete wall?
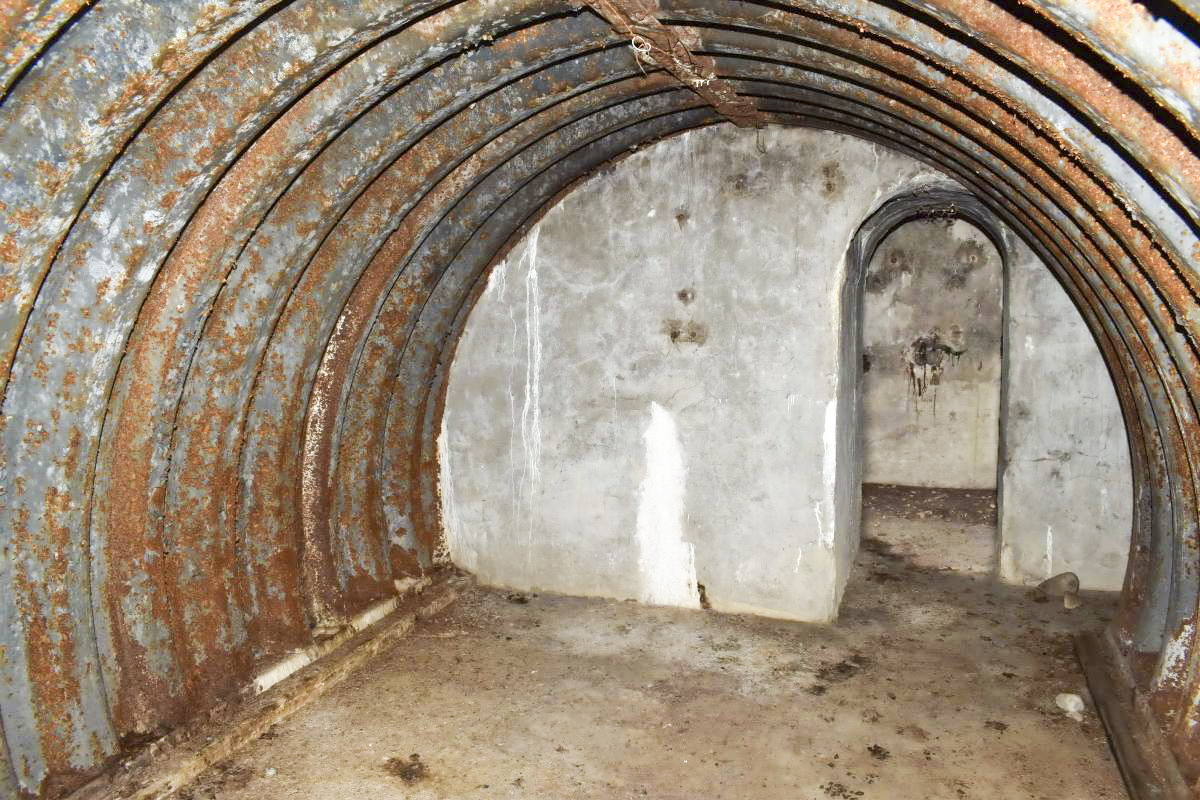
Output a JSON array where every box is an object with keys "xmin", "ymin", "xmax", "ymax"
[
  {"xmin": 438, "ymin": 124, "xmax": 1133, "ymax": 618},
  {"xmin": 998, "ymin": 238, "xmax": 1133, "ymax": 590},
  {"xmin": 861, "ymin": 219, "xmax": 1003, "ymax": 489},
  {"xmin": 438, "ymin": 126, "xmax": 945, "ymax": 622}
]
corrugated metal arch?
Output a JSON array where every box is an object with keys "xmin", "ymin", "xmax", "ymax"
[{"xmin": 0, "ymin": 1, "xmax": 1198, "ymax": 795}]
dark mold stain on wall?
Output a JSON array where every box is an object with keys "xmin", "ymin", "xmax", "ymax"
[
  {"xmin": 944, "ymin": 239, "xmax": 987, "ymax": 289},
  {"xmin": 866, "ymin": 248, "xmax": 912, "ymax": 294},
  {"xmin": 729, "ymin": 171, "xmax": 760, "ymax": 195},
  {"xmin": 863, "ymin": 219, "xmax": 1001, "ymax": 410},
  {"xmin": 820, "ymin": 162, "xmax": 845, "ymax": 198},
  {"xmin": 663, "ymin": 318, "xmax": 708, "ymax": 345},
  {"xmin": 665, "ymin": 287, "xmax": 703, "ymax": 344},
  {"xmin": 904, "ymin": 327, "xmax": 966, "ymax": 397}
]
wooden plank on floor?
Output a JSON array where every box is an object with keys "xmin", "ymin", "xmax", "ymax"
[{"xmin": 1074, "ymin": 632, "xmax": 1194, "ymax": 800}]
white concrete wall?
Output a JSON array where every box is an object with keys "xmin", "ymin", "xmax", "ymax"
[
  {"xmin": 861, "ymin": 219, "xmax": 1003, "ymax": 489},
  {"xmin": 438, "ymin": 124, "xmax": 1133, "ymax": 618},
  {"xmin": 438, "ymin": 126, "xmax": 945, "ymax": 622},
  {"xmin": 999, "ymin": 238, "xmax": 1133, "ymax": 590}
]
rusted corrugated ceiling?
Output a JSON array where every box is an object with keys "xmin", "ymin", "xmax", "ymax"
[{"xmin": 0, "ymin": 0, "xmax": 1198, "ymax": 795}]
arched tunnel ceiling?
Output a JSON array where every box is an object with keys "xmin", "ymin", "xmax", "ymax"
[{"xmin": 1, "ymin": 0, "xmax": 1200, "ymax": 795}]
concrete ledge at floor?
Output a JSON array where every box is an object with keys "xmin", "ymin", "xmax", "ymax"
[
  {"xmin": 67, "ymin": 572, "xmax": 466, "ymax": 800},
  {"xmin": 1074, "ymin": 631, "xmax": 1194, "ymax": 800}
]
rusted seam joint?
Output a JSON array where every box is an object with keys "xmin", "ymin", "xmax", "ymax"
[{"xmin": 581, "ymin": 0, "xmax": 765, "ymax": 128}]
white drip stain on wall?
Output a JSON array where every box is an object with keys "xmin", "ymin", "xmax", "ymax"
[
  {"xmin": 1044, "ymin": 525, "xmax": 1054, "ymax": 577},
  {"xmin": 635, "ymin": 402, "xmax": 700, "ymax": 608},
  {"xmin": 494, "ymin": 253, "xmax": 523, "ymax": 524},
  {"xmin": 436, "ymin": 417, "xmax": 473, "ymax": 570},
  {"xmin": 818, "ymin": 398, "xmax": 838, "ymax": 550},
  {"xmin": 518, "ymin": 227, "xmax": 542, "ymax": 572}
]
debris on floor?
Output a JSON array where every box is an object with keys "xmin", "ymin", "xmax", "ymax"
[
  {"xmin": 1055, "ymin": 693, "xmax": 1086, "ymax": 722},
  {"xmin": 175, "ymin": 494, "xmax": 1125, "ymax": 799},
  {"xmin": 821, "ymin": 780, "xmax": 865, "ymax": 798},
  {"xmin": 1033, "ymin": 572, "xmax": 1085, "ymax": 610},
  {"xmin": 383, "ymin": 753, "xmax": 427, "ymax": 784},
  {"xmin": 860, "ymin": 483, "xmax": 996, "ymax": 525},
  {"xmin": 1037, "ymin": 572, "xmax": 1081, "ymax": 597}
]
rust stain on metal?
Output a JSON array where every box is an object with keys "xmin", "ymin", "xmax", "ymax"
[{"xmin": 0, "ymin": 0, "xmax": 1199, "ymax": 796}]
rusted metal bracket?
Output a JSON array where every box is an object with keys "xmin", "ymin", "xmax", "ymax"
[{"xmin": 581, "ymin": 0, "xmax": 764, "ymax": 128}]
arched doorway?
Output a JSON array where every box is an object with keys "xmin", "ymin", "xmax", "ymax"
[
  {"xmin": 860, "ymin": 215, "xmax": 1004, "ymax": 574},
  {"xmin": 842, "ymin": 188, "xmax": 1132, "ymax": 588}
]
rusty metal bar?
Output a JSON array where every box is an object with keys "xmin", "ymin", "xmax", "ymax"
[{"xmin": 1076, "ymin": 631, "xmax": 1195, "ymax": 799}]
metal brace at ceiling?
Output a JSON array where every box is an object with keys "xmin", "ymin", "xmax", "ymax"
[{"xmin": 581, "ymin": 0, "xmax": 766, "ymax": 128}]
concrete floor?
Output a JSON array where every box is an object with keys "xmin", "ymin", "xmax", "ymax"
[{"xmin": 180, "ymin": 492, "xmax": 1127, "ymax": 799}]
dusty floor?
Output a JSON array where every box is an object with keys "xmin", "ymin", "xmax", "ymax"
[{"xmin": 181, "ymin": 489, "xmax": 1126, "ymax": 799}]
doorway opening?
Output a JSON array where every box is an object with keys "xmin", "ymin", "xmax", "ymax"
[{"xmin": 859, "ymin": 217, "xmax": 1003, "ymax": 574}]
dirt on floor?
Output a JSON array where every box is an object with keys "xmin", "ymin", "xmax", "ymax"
[
  {"xmin": 179, "ymin": 494, "xmax": 1126, "ymax": 800},
  {"xmin": 862, "ymin": 483, "xmax": 997, "ymax": 526}
]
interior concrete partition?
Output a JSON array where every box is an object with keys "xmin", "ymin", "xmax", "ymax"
[
  {"xmin": 441, "ymin": 126, "xmax": 944, "ymax": 623},
  {"xmin": 441, "ymin": 125, "xmax": 1132, "ymax": 621},
  {"xmin": 0, "ymin": 1, "xmax": 1199, "ymax": 798}
]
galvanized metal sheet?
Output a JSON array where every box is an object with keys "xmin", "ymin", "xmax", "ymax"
[{"xmin": 0, "ymin": 0, "xmax": 1199, "ymax": 794}]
